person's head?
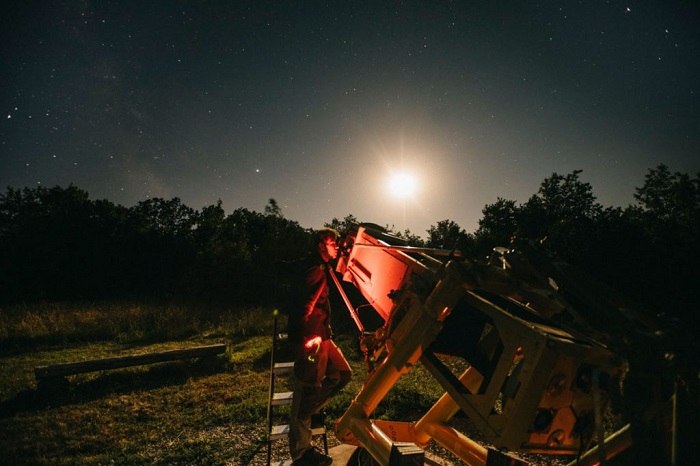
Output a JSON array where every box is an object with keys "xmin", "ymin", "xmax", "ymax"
[{"xmin": 315, "ymin": 227, "xmax": 340, "ymax": 262}]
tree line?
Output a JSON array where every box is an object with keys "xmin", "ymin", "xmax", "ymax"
[
  {"xmin": 0, "ymin": 188, "xmax": 310, "ymax": 306},
  {"xmin": 1, "ymin": 165, "xmax": 698, "ymax": 329}
]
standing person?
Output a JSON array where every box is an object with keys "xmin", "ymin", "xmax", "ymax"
[{"xmin": 288, "ymin": 228, "xmax": 352, "ymax": 465}]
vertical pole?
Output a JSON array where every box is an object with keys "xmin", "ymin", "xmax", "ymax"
[{"xmin": 266, "ymin": 312, "xmax": 279, "ymax": 466}]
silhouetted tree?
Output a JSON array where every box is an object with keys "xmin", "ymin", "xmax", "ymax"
[
  {"xmin": 475, "ymin": 198, "xmax": 519, "ymax": 254},
  {"xmin": 130, "ymin": 197, "xmax": 196, "ymax": 236},
  {"xmin": 325, "ymin": 214, "xmax": 360, "ymax": 236},
  {"xmin": 426, "ymin": 219, "xmax": 475, "ymax": 255},
  {"xmin": 536, "ymin": 170, "xmax": 600, "ymax": 221},
  {"xmin": 633, "ymin": 164, "xmax": 700, "ymax": 240},
  {"xmin": 393, "ymin": 229, "xmax": 425, "ymax": 247},
  {"xmin": 475, "ymin": 170, "xmax": 603, "ymax": 264},
  {"xmin": 0, "ymin": 185, "xmax": 132, "ymax": 301},
  {"xmin": 193, "ymin": 200, "xmax": 226, "ymax": 251},
  {"xmin": 2, "ymin": 166, "xmax": 696, "ymax": 322},
  {"xmin": 627, "ymin": 165, "xmax": 700, "ymax": 317},
  {"xmin": 125, "ymin": 197, "xmax": 197, "ymax": 296},
  {"xmin": 197, "ymin": 205, "xmax": 310, "ymax": 305},
  {"xmin": 264, "ymin": 198, "xmax": 284, "ymax": 218},
  {"xmin": 520, "ymin": 171, "xmax": 602, "ymax": 258}
]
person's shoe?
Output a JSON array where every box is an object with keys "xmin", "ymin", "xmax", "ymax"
[{"xmin": 293, "ymin": 447, "xmax": 332, "ymax": 465}]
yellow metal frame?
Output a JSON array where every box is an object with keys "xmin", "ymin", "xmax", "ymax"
[
  {"xmin": 336, "ymin": 261, "xmax": 476, "ymax": 464},
  {"xmin": 333, "ymin": 226, "xmax": 626, "ymax": 466}
]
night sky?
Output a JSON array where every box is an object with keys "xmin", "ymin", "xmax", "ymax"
[{"xmin": 2, "ymin": 1, "xmax": 698, "ymax": 235}]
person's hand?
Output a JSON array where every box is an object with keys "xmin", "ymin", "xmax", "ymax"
[
  {"xmin": 304, "ymin": 335, "xmax": 322, "ymax": 351},
  {"xmin": 303, "ymin": 335, "xmax": 322, "ymax": 363}
]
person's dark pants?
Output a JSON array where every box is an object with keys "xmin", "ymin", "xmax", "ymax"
[{"xmin": 289, "ymin": 339, "xmax": 352, "ymax": 461}]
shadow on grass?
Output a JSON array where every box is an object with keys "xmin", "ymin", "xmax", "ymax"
[
  {"xmin": 237, "ymin": 435, "xmax": 267, "ymax": 465},
  {"xmin": 0, "ymin": 355, "xmax": 228, "ymax": 418}
]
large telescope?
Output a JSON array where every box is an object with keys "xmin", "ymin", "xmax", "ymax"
[{"xmin": 329, "ymin": 224, "xmax": 633, "ymax": 466}]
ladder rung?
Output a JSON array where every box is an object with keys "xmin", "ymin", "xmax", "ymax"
[
  {"xmin": 272, "ymin": 391, "xmax": 293, "ymax": 405},
  {"xmin": 273, "ymin": 361, "xmax": 294, "ymax": 375},
  {"xmin": 270, "ymin": 423, "xmax": 327, "ymax": 440},
  {"xmin": 270, "ymin": 423, "xmax": 289, "ymax": 440}
]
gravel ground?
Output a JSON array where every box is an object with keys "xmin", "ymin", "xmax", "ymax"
[{"xmin": 216, "ymin": 420, "xmax": 567, "ymax": 466}]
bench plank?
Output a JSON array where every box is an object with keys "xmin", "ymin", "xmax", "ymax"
[{"xmin": 35, "ymin": 343, "xmax": 226, "ymax": 381}]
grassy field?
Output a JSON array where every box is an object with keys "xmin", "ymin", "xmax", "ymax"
[
  {"xmin": 0, "ymin": 302, "xmax": 272, "ymax": 464},
  {"xmin": 0, "ymin": 302, "xmax": 581, "ymax": 466},
  {"xmin": 0, "ymin": 302, "xmax": 457, "ymax": 466}
]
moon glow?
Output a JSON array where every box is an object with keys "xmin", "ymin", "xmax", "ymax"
[{"xmin": 388, "ymin": 172, "xmax": 418, "ymax": 199}]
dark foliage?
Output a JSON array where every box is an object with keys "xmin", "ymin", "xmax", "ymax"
[
  {"xmin": 1, "ymin": 165, "xmax": 697, "ymax": 328},
  {"xmin": 472, "ymin": 165, "xmax": 699, "ymax": 331},
  {"xmin": 0, "ymin": 186, "xmax": 311, "ymax": 305},
  {"xmin": 425, "ymin": 219, "xmax": 475, "ymax": 256}
]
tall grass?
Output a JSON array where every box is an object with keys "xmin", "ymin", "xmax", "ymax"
[{"xmin": 0, "ymin": 301, "xmax": 281, "ymax": 350}]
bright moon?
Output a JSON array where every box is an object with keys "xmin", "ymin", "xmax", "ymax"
[{"xmin": 388, "ymin": 172, "xmax": 418, "ymax": 198}]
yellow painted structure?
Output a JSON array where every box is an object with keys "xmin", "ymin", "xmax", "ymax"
[{"xmin": 331, "ymin": 225, "xmax": 628, "ymax": 466}]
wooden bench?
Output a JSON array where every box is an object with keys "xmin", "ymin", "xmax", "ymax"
[{"xmin": 35, "ymin": 343, "xmax": 227, "ymax": 387}]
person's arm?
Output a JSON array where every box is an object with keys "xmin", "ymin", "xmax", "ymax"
[{"xmin": 303, "ymin": 265, "xmax": 326, "ymax": 321}]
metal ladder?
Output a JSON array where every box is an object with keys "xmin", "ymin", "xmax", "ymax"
[{"xmin": 266, "ymin": 313, "xmax": 328, "ymax": 466}]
